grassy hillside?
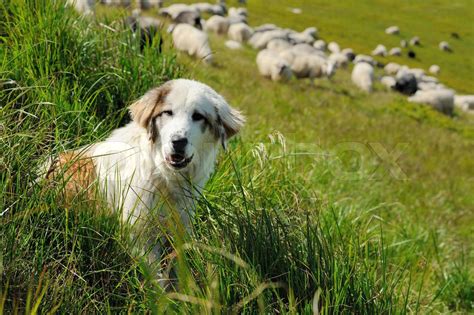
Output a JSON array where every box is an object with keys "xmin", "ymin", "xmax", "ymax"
[{"xmin": 1, "ymin": 0, "xmax": 474, "ymax": 313}]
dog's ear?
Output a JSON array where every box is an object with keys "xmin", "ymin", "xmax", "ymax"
[
  {"xmin": 214, "ymin": 99, "xmax": 245, "ymax": 149},
  {"xmin": 129, "ymin": 83, "xmax": 171, "ymax": 136}
]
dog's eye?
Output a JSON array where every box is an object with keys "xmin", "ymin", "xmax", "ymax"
[
  {"xmin": 158, "ymin": 110, "xmax": 173, "ymax": 117},
  {"xmin": 192, "ymin": 112, "xmax": 206, "ymax": 121}
]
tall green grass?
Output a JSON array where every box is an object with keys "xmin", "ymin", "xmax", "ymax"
[{"xmin": 1, "ymin": 0, "xmax": 473, "ymax": 313}]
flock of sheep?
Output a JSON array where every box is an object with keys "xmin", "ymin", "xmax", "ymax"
[{"xmin": 68, "ymin": 0, "xmax": 474, "ymax": 116}]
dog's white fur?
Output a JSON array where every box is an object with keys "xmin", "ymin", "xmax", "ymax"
[{"xmin": 88, "ymin": 79, "xmax": 244, "ymax": 230}]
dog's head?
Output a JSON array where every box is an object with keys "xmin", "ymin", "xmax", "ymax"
[{"xmin": 129, "ymin": 79, "xmax": 245, "ymax": 173}]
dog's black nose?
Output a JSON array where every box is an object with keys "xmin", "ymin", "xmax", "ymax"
[{"xmin": 172, "ymin": 137, "xmax": 188, "ymax": 152}]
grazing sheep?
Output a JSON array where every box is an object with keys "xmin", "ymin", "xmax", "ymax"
[
  {"xmin": 170, "ymin": 23, "xmax": 213, "ymax": 63},
  {"xmin": 409, "ymin": 36, "xmax": 420, "ymax": 46},
  {"xmin": 290, "ymin": 43, "xmax": 325, "ymax": 56},
  {"xmin": 256, "ymin": 49, "xmax": 293, "ymax": 81},
  {"xmin": 385, "ymin": 25, "xmax": 400, "ymax": 35},
  {"xmin": 454, "ymin": 95, "xmax": 474, "ymax": 111},
  {"xmin": 289, "ymin": 54, "xmax": 335, "ymax": 81},
  {"xmin": 394, "ymin": 72, "xmax": 417, "ymax": 95},
  {"xmin": 417, "ymin": 82, "xmax": 445, "ymax": 91},
  {"xmin": 228, "ymin": 7, "xmax": 247, "ymax": 17},
  {"xmin": 408, "ymin": 50, "xmax": 416, "ymax": 58},
  {"xmin": 328, "ymin": 52, "xmax": 349, "ymax": 68},
  {"xmin": 205, "ymin": 15, "xmax": 229, "ymax": 35},
  {"xmin": 225, "ymin": 40, "xmax": 242, "ymax": 50},
  {"xmin": 267, "ymin": 39, "xmax": 292, "ymax": 52},
  {"xmin": 288, "ymin": 31, "xmax": 315, "ymax": 45},
  {"xmin": 439, "ymin": 41, "xmax": 452, "ymax": 52},
  {"xmin": 389, "ymin": 47, "xmax": 402, "ymax": 56},
  {"xmin": 190, "ymin": 2, "xmax": 215, "ymax": 14},
  {"xmin": 384, "ymin": 62, "xmax": 401, "ymax": 75},
  {"xmin": 352, "ymin": 61, "xmax": 374, "ymax": 92},
  {"xmin": 160, "ymin": 4, "xmax": 197, "ymax": 19},
  {"xmin": 380, "ymin": 76, "xmax": 396, "ymax": 90},
  {"xmin": 429, "ymin": 65, "xmax": 441, "ymax": 75},
  {"xmin": 341, "ymin": 48, "xmax": 355, "ymax": 61},
  {"xmin": 313, "ymin": 39, "xmax": 326, "ymax": 51},
  {"xmin": 328, "ymin": 42, "xmax": 340, "ymax": 53},
  {"xmin": 254, "ymin": 23, "xmax": 279, "ymax": 33},
  {"xmin": 371, "ymin": 44, "xmax": 387, "ymax": 56},
  {"xmin": 290, "ymin": 7, "xmax": 302, "ymax": 14},
  {"xmin": 249, "ymin": 29, "xmax": 290, "ymax": 50},
  {"xmin": 400, "ymin": 39, "xmax": 408, "ymax": 48},
  {"xmin": 408, "ymin": 89, "xmax": 454, "ymax": 115},
  {"xmin": 173, "ymin": 10, "xmax": 202, "ymax": 29},
  {"xmin": 67, "ymin": 0, "xmax": 95, "ymax": 15},
  {"xmin": 228, "ymin": 23, "xmax": 253, "ymax": 42},
  {"xmin": 354, "ymin": 54, "xmax": 376, "ymax": 66}
]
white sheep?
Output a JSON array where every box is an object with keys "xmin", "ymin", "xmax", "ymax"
[
  {"xmin": 67, "ymin": 0, "xmax": 95, "ymax": 15},
  {"xmin": 389, "ymin": 47, "xmax": 402, "ymax": 56},
  {"xmin": 328, "ymin": 42, "xmax": 340, "ymax": 53},
  {"xmin": 228, "ymin": 7, "xmax": 248, "ymax": 17},
  {"xmin": 380, "ymin": 76, "xmax": 396, "ymax": 90},
  {"xmin": 409, "ymin": 36, "xmax": 420, "ymax": 46},
  {"xmin": 267, "ymin": 39, "xmax": 292, "ymax": 52},
  {"xmin": 249, "ymin": 29, "xmax": 289, "ymax": 50},
  {"xmin": 351, "ymin": 62, "xmax": 374, "ymax": 92},
  {"xmin": 408, "ymin": 89, "xmax": 454, "ymax": 115},
  {"xmin": 313, "ymin": 39, "xmax": 326, "ymax": 51},
  {"xmin": 225, "ymin": 40, "xmax": 242, "ymax": 50},
  {"xmin": 439, "ymin": 41, "xmax": 451, "ymax": 52},
  {"xmin": 385, "ymin": 26, "xmax": 400, "ymax": 35},
  {"xmin": 384, "ymin": 62, "xmax": 401, "ymax": 75},
  {"xmin": 400, "ymin": 39, "xmax": 408, "ymax": 48},
  {"xmin": 329, "ymin": 52, "xmax": 349, "ymax": 68},
  {"xmin": 254, "ymin": 24, "xmax": 279, "ymax": 33},
  {"xmin": 228, "ymin": 23, "xmax": 253, "ymax": 42},
  {"xmin": 290, "ymin": 54, "xmax": 335, "ymax": 81},
  {"xmin": 205, "ymin": 15, "xmax": 230, "ymax": 35},
  {"xmin": 354, "ymin": 54, "xmax": 376, "ymax": 66},
  {"xmin": 256, "ymin": 49, "xmax": 293, "ymax": 81},
  {"xmin": 160, "ymin": 4, "xmax": 197, "ymax": 19},
  {"xmin": 429, "ymin": 65, "xmax": 441, "ymax": 75},
  {"xmin": 170, "ymin": 23, "xmax": 213, "ymax": 63},
  {"xmin": 371, "ymin": 44, "xmax": 387, "ymax": 56},
  {"xmin": 454, "ymin": 95, "xmax": 474, "ymax": 112}
]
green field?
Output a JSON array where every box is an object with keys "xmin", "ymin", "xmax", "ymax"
[{"xmin": 1, "ymin": 0, "xmax": 474, "ymax": 313}]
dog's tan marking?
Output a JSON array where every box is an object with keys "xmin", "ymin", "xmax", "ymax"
[{"xmin": 129, "ymin": 82, "xmax": 172, "ymax": 129}]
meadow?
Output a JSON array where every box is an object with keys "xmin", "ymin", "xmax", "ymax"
[{"xmin": 1, "ymin": 0, "xmax": 473, "ymax": 313}]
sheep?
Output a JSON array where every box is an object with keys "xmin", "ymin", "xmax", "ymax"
[
  {"xmin": 173, "ymin": 10, "xmax": 202, "ymax": 29},
  {"xmin": 190, "ymin": 3, "xmax": 215, "ymax": 13},
  {"xmin": 352, "ymin": 61, "xmax": 374, "ymax": 92},
  {"xmin": 313, "ymin": 39, "xmax": 326, "ymax": 51},
  {"xmin": 288, "ymin": 31, "xmax": 315, "ymax": 45},
  {"xmin": 400, "ymin": 39, "xmax": 408, "ymax": 48},
  {"xmin": 303, "ymin": 27, "xmax": 318, "ymax": 39},
  {"xmin": 160, "ymin": 4, "xmax": 197, "ymax": 19},
  {"xmin": 394, "ymin": 72, "xmax": 417, "ymax": 95},
  {"xmin": 225, "ymin": 40, "xmax": 242, "ymax": 50},
  {"xmin": 67, "ymin": 0, "xmax": 95, "ymax": 15},
  {"xmin": 249, "ymin": 29, "xmax": 290, "ymax": 50},
  {"xmin": 256, "ymin": 49, "xmax": 293, "ymax": 81},
  {"xmin": 385, "ymin": 26, "xmax": 400, "ymax": 35},
  {"xmin": 354, "ymin": 54, "xmax": 376, "ymax": 66},
  {"xmin": 170, "ymin": 23, "xmax": 213, "ymax": 63},
  {"xmin": 371, "ymin": 44, "xmax": 387, "ymax": 56},
  {"xmin": 341, "ymin": 48, "xmax": 355, "ymax": 61},
  {"xmin": 380, "ymin": 76, "xmax": 396, "ymax": 90},
  {"xmin": 408, "ymin": 89, "xmax": 454, "ymax": 115},
  {"xmin": 384, "ymin": 62, "xmax": 401, "ymax": 75},
  {"xmin": 228, "ymin": 7, "xmax": 247, "ymax": 17},
  {"xmin": 454, "ymin": 95, "xmax": 474, "ymax": 111},
  {"xmin": 290, "ymin": 54, "xmax": 335, "ymax": 81},
  {"xmin": 439, "ymin": 41, "xmax": 452, "ymax": 52},
  {"xmin": 417, "ymin": 82, "xmax": 445, "ymax": 91},
  {"xmin": 290, "ymin": 43, "xmax": 325, "ymax": 56},
  {"xmin": 328, "ymin": 42, "xmax": 340, "ymax": 53},
  {"xmin": 389, "ymin": 47, "xmax": 402, "ymax": 56},
  {"xmin": 228, "ymin": 23, "xmax": 253, "ymax": 42},
  {"xmin": 329, "ymin": 52, "xmax": 349, "ymax": 68},
  {"xmin": 408, "ymin": 50, "xmax": 416, "ymax": 58},
  {"xmin": 254, "ymin": 24, "xmax": 279, "ymax": 33},
  {"xmin": 205, "ymin": 15, "xmax": 229, "ymax": 35},
  {"xmin": 267, "ymin": 39, "xmax": 292, "ymax": 52},
  {"xmin": 409, "ymin": 36, "xmax": 420, "ymax": 46},
  {"xmin": 429, "ymin": 65, "xmax": 441, "ymax": 75}
]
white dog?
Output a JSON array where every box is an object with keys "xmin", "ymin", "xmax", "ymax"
[{"xmin": 43, "ymin": 79, "xmax": 244, "ymax": 276}]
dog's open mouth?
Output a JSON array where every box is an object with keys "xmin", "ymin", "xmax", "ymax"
[{"xmin": 166, "ymin": 153, "xmax": 193, "ymax": 169}]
